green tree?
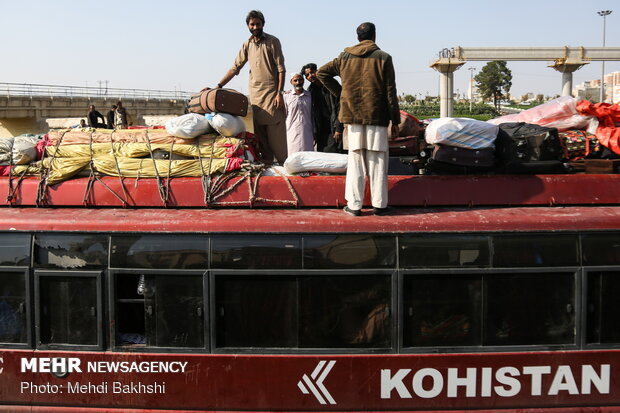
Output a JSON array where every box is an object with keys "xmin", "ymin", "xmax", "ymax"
[
  {"xmin": 402, "ymin": 94, "xmax": 416, "ymax": 104},
  {"xmin": 474, "ymin": 61, "xmax": 512, "ymax": 111}
]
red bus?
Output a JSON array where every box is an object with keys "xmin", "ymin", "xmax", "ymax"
[{"xmin": 1, "ymin": 174, "xmax": 620, "ymax": 412}]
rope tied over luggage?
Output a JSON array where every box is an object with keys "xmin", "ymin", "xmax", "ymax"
[
  {"xmin": 145, "ymin": 130, "xmax": 171, "ymax": 206},
  {"xmin": 82, "ymin": 130, "xmax": 130, "ymax": 207}
]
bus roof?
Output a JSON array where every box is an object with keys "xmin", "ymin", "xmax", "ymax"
[
  {"xmin": 2, "ymin": 174, "xmax": 620, "ymax": 208},
  {"xmin": 1, "ymin": 206, "xmax": 619, "ymax": 233}
]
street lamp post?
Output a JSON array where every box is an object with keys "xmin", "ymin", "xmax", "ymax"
[
  {"xmin": 468, "ymin": 67, "xmax": 476, "ymax": 112},
  {"xmin": 598, "ymin": 10, "xmax": 612, "ymax": 103}
]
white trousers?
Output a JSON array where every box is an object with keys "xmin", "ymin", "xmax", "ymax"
[{"xmin": 345, "ymin": 148, "xmax": 388, "ymax": 210}]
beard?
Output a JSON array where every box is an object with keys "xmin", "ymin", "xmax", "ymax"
[{"xmin": 250, "ymin": 28, "xmax": 263, "ymax": 37}]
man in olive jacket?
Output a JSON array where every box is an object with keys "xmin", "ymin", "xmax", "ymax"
[{"xmin": 317, "ymin": 22, "xmax": 400, "ymax": 216}]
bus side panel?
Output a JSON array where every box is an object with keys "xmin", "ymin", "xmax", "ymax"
[{"xmin": 1, "ymin": 350, "xmax": 619, "ymax": 411}]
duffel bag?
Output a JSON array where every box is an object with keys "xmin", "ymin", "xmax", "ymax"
[
  {"xmin": 425, "ymin": 158, "xmax": 494, "ymax": 175},
  {"xmin": 432, "ymin": 144, "xmax": 495, "ymax": 167},
  {"xmin": 497, "ymin": 122, "xmax": 563, "ymax": 162},
  {"xmin": 188, "ymin": 87, "xmax": 248, "ymax": 117}
]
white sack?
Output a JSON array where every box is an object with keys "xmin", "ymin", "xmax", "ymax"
[
  {"xmin": 12, "ymin": 134, "xmax": 40, "ymax": 165},
  {"xmin": 284, "ymin": 151, "xmax": 348, "ymax": 174},
  {"xmin": 165, "ymin": 113, "xmax": 213, "ymax": 139},
  {"xmin": 206, "ymin": 113, "xmax": 245, "ymax": 137},
  {"xmin": 0, "ymin": 138, "xmax": 14, "ymax": 165},
  {"xmin": 425, "ymin": 117, "xmax": 498, "ymax": 149}
]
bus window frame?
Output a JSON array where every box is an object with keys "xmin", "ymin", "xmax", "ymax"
[
  {"xmin": 34, "ymin": 270, "xmax": 103, "ymax": 351},
  {"xmin": 582, "ymin": 266, "xmax": 620, "ymax": 350},
  {"xmin": 210, "ymin": 269, "xmax": 398, "ymax": 354},
  {"xmin": 399, "ymin": 267, "xmax": 582, "ymax": 354},
  {"xmin": 0, "ymin": 266, "xmax": 32, "ymax": 349},
  {"xmin": 108, "ymin": 268, "xmax": 209, "ymax": 353}
]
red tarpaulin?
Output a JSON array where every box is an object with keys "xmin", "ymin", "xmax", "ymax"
[{"xmin": 577, "ymin": 100, "xmax": 620, "ymax": 155}]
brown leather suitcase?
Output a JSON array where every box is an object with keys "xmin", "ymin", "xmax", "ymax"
[
  {"xmin": 188, "ymin": 88, "xmax": 248, "ymax": 117},
  {"xmin": 388, "ymin": 136, "xmax": 425, "ymax": 156}
]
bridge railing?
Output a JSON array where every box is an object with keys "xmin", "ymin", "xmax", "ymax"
[{"xmin": 0, "ymin": 82, "xmax": 192, "ymax": 101}]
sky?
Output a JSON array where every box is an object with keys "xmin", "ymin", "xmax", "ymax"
[{"xmin": 1, "ymin": 0, "xmax": 619, "ymax": 99}]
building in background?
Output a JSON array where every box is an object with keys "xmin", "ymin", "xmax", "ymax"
[{"xmin": 574, "ymin": 71, "xmax": 620, "ymax": 103}]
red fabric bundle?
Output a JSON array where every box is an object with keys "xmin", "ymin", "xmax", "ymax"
[{"xmin": 576, "ymin": 100, "xmax": 620, "ymax": 155}]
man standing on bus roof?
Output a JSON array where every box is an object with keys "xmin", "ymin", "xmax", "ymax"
[
  {"xmin": 317, "ymin": 22, "xmax": 400, "ymax": 216},
  {"xmin": 217, "ymin": 10, "xmax": 288, "ymax": 164}
]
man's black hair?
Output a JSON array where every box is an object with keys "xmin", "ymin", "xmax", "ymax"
[
  {"xmin": 246, "ymin": 10, "xmax": 265, "ymax": 24},
  {"xmin": 356, "ymin": 22, "xmax": 376, "ymax": 41},
  {"xmin": 301, "ymin": 63, "xmax": 317, "ymax": 74}
]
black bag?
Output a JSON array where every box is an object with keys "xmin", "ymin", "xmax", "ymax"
[
  {"xmin": 425, "ymin": 158, "xmax": 495, "ymax": 175},
  {"xmin": 498, "ymin": 122, "xmax": 563, "ymax": 162},
  {"xmin": 432, "ymin": 144, "xmax": 495, "ymax": 167}
]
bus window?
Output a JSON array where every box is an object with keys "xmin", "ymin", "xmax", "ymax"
[
  {"xmin": 587, "ymin": 271, "xmax": 620, "ymax": 344},
  {"xmin": 36, "ymin": 272, "xmax": 101, "ymax": 348},
  {"xmin": 0, "ymin": 234, "xmax": 30, "ymax": 266},
  {"xmin": 298, "ymin": 274, "xmax": 391, "ymax": 348},
  {"xmin": 582, "ymin": 233, "xmax": 620, "ymax": 266},
  {"xmin": 492, "ymin": 234, "xmax": 579, "ymax": 267},
  {"xmin": 211, "ymin": 235, "xmax": 302, "ymax": 269},
  {"xmin": 113, "ymin": 272, "xmax": 205, "ymax": 349},
  {"xmin": 484, "ymin": 272, "xmax": 575, "ymax": 346},
  {"xmin": 34, "ymin": 234, "xmax": 108, "ymax": 269},
  {"xmin": 216, "ymin": 275, "xmax": 296, "ymax": 348},
  {"xmin": 399, "ymin": 235, "xmax": 489, "ymax": 268},
  {"xmin": 111, "ymin": 235, "xmax": 208, "ymax": 269},
  {"xmin": 403, "ymin": 275, "xmax": 481, "ymax": 347},
  {"xmin": 304, "ymin": 235, "xmax": 396, "ymax": 269},
  {"xmin": 215, "ymin": 273, "xmax": 392, "ymax": 349},
  {"xmin": 0, "ymin": 270, "xmax": 28, "ymax": 345}
]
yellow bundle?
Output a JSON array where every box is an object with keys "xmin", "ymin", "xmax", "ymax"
[
  {"xmin": 45, "ymin": 136, "xmax": 241, "ymax": 159},
  {"xmin": 14, "ymin": 156, "xmax": 231, "ymax": 185}
]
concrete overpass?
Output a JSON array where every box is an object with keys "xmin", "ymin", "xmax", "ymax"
[
  {"xmin": 430, "ymin": 46, "xmax": 620, "ymax": 117},
  {"xmin": 0, "ymin": 83, "xmax": 191, "ymax": 137}
]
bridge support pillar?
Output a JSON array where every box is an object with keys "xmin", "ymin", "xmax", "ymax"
[
  {"xmin": 431, "ymin": 59, "xmax": 465, "ymax": 117},
  {"xmin": 550, "ymin": 62, "xmax": 587, "ymax": 97}
]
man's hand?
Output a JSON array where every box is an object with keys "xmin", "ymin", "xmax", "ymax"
[
  {"xmin": 333, "ymin": 131, "xmax": 342, "ymax": 142},
  {"xmin": 274, "ymin": 92, "xmax": 283, "ymax": 109},
  {"xmin": 390, "ymin": 124, "xmax": 399, "ymax": 138}
]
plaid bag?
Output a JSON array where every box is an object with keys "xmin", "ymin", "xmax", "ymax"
[{"xmin": 558, "ymin": 130, "xmax": 601, "ymax": 161}]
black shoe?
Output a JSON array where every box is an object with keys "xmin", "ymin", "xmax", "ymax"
[
  {"xmin": 373, "ymin": 206, "xmax": 393, "ymax": 216},
  {"xmin": 343, "ymin": 206, "xmax": 361, "ymax": 216}
]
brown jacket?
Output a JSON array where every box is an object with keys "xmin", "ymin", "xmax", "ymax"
[{"xmin": 317, "ymin": 40, "xmax": 400, "ymax": 127}]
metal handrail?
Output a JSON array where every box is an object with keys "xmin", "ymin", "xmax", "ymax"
[{"xmin": 0, "ymin": 82, "xmax": 191, "ymax": 100}]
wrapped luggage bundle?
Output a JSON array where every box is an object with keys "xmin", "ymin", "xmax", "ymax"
[
  {"xmin": 283, "ymin": 152, "xmax": 348, "ymax": 174},
  {"xmin": 425, "ymin": 117, "xmax": 498, "ymax": 149},
  {"xmin": 16, "ymin": 128, "xmax": 249, "ymax": 185}
]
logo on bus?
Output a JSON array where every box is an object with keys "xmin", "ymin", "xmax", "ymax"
[{"xmin": 297, "ymin": 360, "xmax": 336, "ymax": 405}]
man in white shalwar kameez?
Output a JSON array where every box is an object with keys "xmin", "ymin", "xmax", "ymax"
[
  {"xmin": 283, "ymin": 73, "xmax": 314, "ymax": 156},
  {"xmin": 317, "ymin": 22, "xmax": 400, "ymax": 216}
]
